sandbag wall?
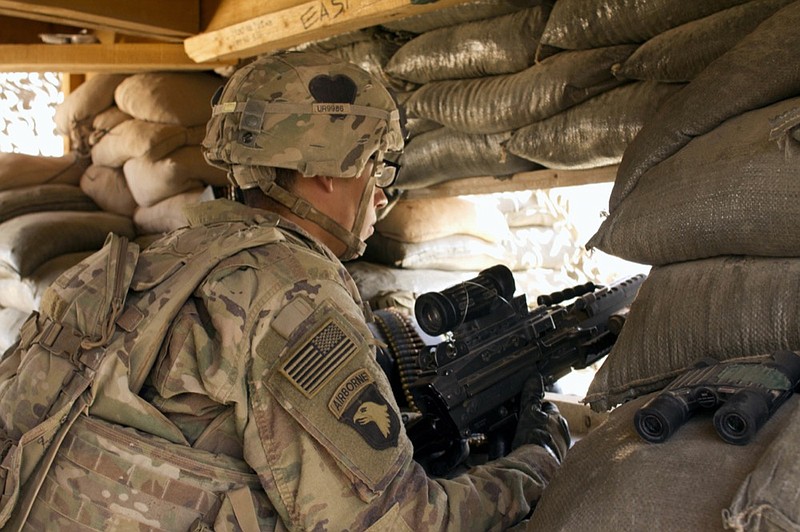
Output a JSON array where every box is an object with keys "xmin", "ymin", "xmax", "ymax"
[
  {"xmin": 0, "ymin": 71, "xmax": 228, "ymax": 352},
  {"xmin": 525, "ymin": 1, "xmax": 800, "ymax": 530}
]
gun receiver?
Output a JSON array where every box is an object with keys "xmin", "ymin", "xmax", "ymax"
[
  {"xmin": 634, "ymin": 351, "xmax": 800, "ymax": 445},
  {"xmin": 406, "ymin": 264, "xmax": 646, "ymax": 475}
]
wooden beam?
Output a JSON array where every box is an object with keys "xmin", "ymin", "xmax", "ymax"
[
  {"xmin": 402, "ymin": 166, "xmax": 619, "ymax": 199},
  {"xmin": 186, "ymin": 0, "xmax": 473, "ymax": 63},
  {"xmin": 0, "ymin": 0, "xmax": 198, "ymax": 42},
  {"xmin": 0, "ymin": 43, "xmax": 234, "ymax": 72}
]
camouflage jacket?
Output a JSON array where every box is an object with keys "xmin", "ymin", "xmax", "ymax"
[{"xmin": 142, "ymin": 199, "xmax": 558, "ymax": 531}]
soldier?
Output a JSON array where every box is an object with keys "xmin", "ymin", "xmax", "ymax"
[{"xmin": 7, "ymin": 51, "xmax": 568, "ymax": 530}]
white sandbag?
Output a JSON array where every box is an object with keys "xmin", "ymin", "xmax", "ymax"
[
  {"xmin": 0, "ymin": 306, "xmax": 28, "ymax": 354},
  {"xmin": 0, "ymin": 251, "xmax": 92, "ymax": 313},
  {"xmin": 363, "ymin": 232, "xmax": 512, "ymax": 271},
  {"xmin": 0, "ymin": 184, "xmax": 97, "ymax": 224},
  {"xmin": 114, "ymin": 72, "xmax": 224, "ymax": 127},
  {"xmin": 79, "ymin": 165, "xmax": 137, "ymax": 216},
  {"xmin": 0, "ymin": 152, "xmax": 89, "ymax": 191},
  {"xmin": 0, "ymin": 211, "xmax": 135, "ymax": 278},
  {"xmin": 123, "ymin": 146, "xmax": 229, "ymax": 207},
  {"xmin": 90, "ymin": 120, "xmax": 206, "ymax": 168},
  {"xmin": 132, "ymin": 188, "xmax": 205, "ymax": 235},
  {"xmin": 88, "ymin": 106, "xmax": 132, "ymax": 146}
]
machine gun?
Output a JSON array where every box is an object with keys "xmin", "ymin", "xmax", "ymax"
[{"xmin": 404, "ymin": 264, "xmax": 646, "ymax": 476}]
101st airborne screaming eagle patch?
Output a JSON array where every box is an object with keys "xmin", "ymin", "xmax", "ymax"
[{"xmin": 329, "ymin": 369, "xmax": 400, "ymax": 450}]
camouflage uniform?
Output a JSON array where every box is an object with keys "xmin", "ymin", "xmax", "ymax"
[{"xmin": 142, "ymin": 198, "xmax": 558, "ymax": 530}]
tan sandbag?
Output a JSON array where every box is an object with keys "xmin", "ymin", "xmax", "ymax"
[
  {"xmin": 80, "ymin": 165, "xmax": 137, "ymax": 216},
  {"xmin": 539, "ymin": 0, "xmax": 751, "ymax": 50},
  {"xmin": 404, "ymin": 45, "xmax": 635, "ymax": 134},
  {"xmin": 0, "ymin": 184, "xmax": 97, "ymax": 224},
  {"xmin": 385, "ymin": 7, "xmax": 549, "ymax": 84},
  {"xmin": 508, "ymin": 81, "xmax": 683, "ymax": 170},
  {"xmin": 90, "ymin": 120, "xmax": 206, "ymax": 168},
  {"xmin": 526, "ymin": 393, "xmax": 800, "ymax": 531},
  {"xmin": 0, "ymin": 152, "xmax": 89, "ymax": 191},
  {"xmin": 609, "ymin": 1, "xmax": 800, "ymax": 211},
  {"xmin": 585, "ymin": 257, "xmax": 800, "ymax": 412},
  {"xmin": 53, "ymin": 74, "xmax": 128, "ymax": 154},
  {"xmin": 614, "ymin": 0, "xmax": 796, "ymax": 82},
  {"xmin": 123, "ymin": 146, "xmax": 229, "ymax": 207},
  {"xmin": 88, "ymin": 106, "xmax": 132, "ymax": 146},
  {"xmin": 114, "ymin": 72, "xmax": 224, "ymax": 127},
  {"xmin": 375, "ymin": 197, "xmax": 511, "ymax": 243},
  {"xmin": 0, "ymin": 251, "xmax": 92, "ymax": 313},
  {"xmin": 345, "ymin": 260, "xmax": 480, "ymax": 303},
  {"xmin": 588, "ymin": 96, "xmax": 800, "ymax": 266},
  {"xmin": 396, "ymin": 127, "xmax": 540, "ymax": 190},
  {"xmin": 132, "ymin": 188, "xmax": 204, "ymax": 234},
  {"xmin": 381, "ymin": 0, "xmax": 538, "ymax": 33},
  {"xmin": 0, "ymin": 306, "xmax": 27, "ymax": 354},
  {"xmin": 0, "ymin": 211, "xmax": 135, "ymax": 278},
  {"xmin": 363, "ymin": 232, "xmax": 511, "ymax": 271}
]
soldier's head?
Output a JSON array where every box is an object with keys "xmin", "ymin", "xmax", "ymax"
[{"xmin": 203, "ymin": 51, "xmax": 404, "ymax": 260}]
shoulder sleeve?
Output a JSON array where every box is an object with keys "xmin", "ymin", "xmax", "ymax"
[{"xmin": 246, "ymin": 276, "xmax": 556, "ymax": 530}]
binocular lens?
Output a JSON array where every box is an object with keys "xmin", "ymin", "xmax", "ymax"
[
  {"xmin": 634, "ymin": 393, "xmax": 689, "ymax": 443},
  {"xmin": 713, "ymin": 389, "xmax": 768, "ymax": 445}
]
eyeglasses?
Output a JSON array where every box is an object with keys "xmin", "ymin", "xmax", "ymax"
[{"xmin": 373, "ymin": 157, "xmax": 401, "ymax": 189}]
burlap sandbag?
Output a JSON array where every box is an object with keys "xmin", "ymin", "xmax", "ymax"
[
  {"xmin": 385, "ymin": 7, "xmax": 549, "ymax": 84},
  {"xmin": 381, "ymin": 0, "xmax": 537, "ymax": 34},
  {"xmin": 508, "ymin": 81, "xmax": 683, "ymax": 170},
  {"xmin": 114, "ymin": 72, "xmax": 224, "ymax": 127},
  {"xmin": 54, "ymin": 74, "xmax": 128, "ymax": 154},
  {"xmin": 79, "ymin": 165, "xmax": 137, "ymax": 217},
  {"xmin": 132, "ymin": 188, "xmax": 204, "ymax": 235},
  {"xmin": 363, "ymin": 232, "xmax": 511, "ymax": 271},
  {"xmin": 525, "ymin": 393, "xmax": 800, "ymax": 531},
  {"xmin": 375, "ymin": 197, "xmax": 511, "ymax": 243},
  {"xmin": 88, "ymin": 106, "xmax": 132, "ymax": 147},
  {"xmin": 0, "ymin": 306, "xmax": 27, "ymax": 354},
  {"xmin": 404, "ymin": 45, "xmax": 635, "ymax": 134},
  {"xmin": 588, "ymin": 96, "xmax": 800, "ymax": 266},
  {"xmin": 539, "ymin": 0, "xmax": 751, "ymax": 50},
  {"xmin": 0, "ymin": 152, "xmax": 89, "ymax": 191},
  {"xmin": 123, "ymin": 146, "xmax": 228, "ymax": 207},
  {"xmin": 609, "ymin": 1, "xmax": 800, "ymax": 211},
  {"xmin": 0, "ymin": 211, "xmax": 135, "ymax": 278},
  {"xmin": 585, "ymin": 257, "xmax": 800, "ymax": 412},
  {"xmin": 615, "ymin": 0, "xmax": 796, "ymax": 82},
  {"xmin": 0, "ymin": 184, "xmax": 97, "ymax": 224},
  {"xmin": 0, "ymin": 251, "xmax": 92, "ymax": 313},
  {"xmin": 396, "ymin": 127, "xmax": 540, "ymax": 190},
  {"xmin": 91, "ymin": 120, "xmax": 206, "ymax": 168}
]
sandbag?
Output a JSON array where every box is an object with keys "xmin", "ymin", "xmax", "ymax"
[
  {"xmin": 385, "ymin": 7, "xmax": 549, "ymax": 84},
  {"xmin": 526, "ymin": 393, "xmax": 800, "ymax": 531},
  {"xmin": 396, "ymin": 127, "xmax": 540, "ymax": 190},
  {"xmin": 381, "ymin": 0, "xmax": 538, "ymax": 34},
  {"xmin": 0, "ymin": 211, "xmax": 135, "ymax": 278},
  {"xmin": 0, "ymin": 152, "xmax": 89, "ymax": 191},
  {"xmin": 508, "ymin": 81, "xmax": 683, "ymax": 169},
  {"xmin": 123, "ymin": 146, "xmax": 228, "ymax": 207},
  {"xmin": 91, "ymin": 120, "xmax": 206, "ymax": 168},
  {"xmin": 132, "ymin": 188, "xmax": 205, "ymax": 235},
  {"xmin": 609, "ymin": 1, "xmax": 800, "ymax": 211},
  {"xmin": 0, "ymin": 251, "xmax": 92, "ymax": 313},
  {"xmin": 114, "ymin": 72, "xmax": 224, "ymax": 127},
  {"xmin": 404, "ymin": 45, "xmax": 635, "ymax": 134},
  {"xmin": 54, "ymin": 74, "xmax": 128, "ymax": 154},
  {"xmin": 0, "ymin": 184, "xmax": 97, "ymax": 224},
  {"xmin": 614, "ymin": 0, "xmax": 796, "ymax": 82},
  {"xmin": 539, "ymin": 0, "xmax": 751, "ymax": 50},
  {"xmin": 88, "ymin": 106, "xmax": 132, "ymax": 146},
  {"xmin": 80, "ymin": 165, "xmax": 138, "ymax": 216},
  {"xmin": 346, "ymin": 260, "xmax": 480, "ymax": 304},
  {"xmin": 585, "ymin": 257, "xmax": 800, "ymax": 412},
  {"xmin": 0, "ymin": 306, "xmax": 27, "ymax": 354},
  {"xmin": 588, "ymin": 96, "xmax": 800, "ymax": 266},
  {"xmin": 375, "ymin": 197, "xmax": 511, "ymax": 244}
]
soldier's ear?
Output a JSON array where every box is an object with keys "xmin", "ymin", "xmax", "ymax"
[{"xmin": 314, "ymin": 175, "xmax": 336, "ymax": 194}]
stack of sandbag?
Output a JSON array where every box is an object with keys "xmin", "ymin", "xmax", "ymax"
[{"xmin": 526, "ymin": 3, "xmax": 800, "ymax": 529}]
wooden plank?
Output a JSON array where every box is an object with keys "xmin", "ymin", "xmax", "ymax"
[
  {"xmin": 0, "ymin": 43, "xmax": 234, "ymax": 72},
  {"xmin": 0, "ymin": 0, "xmax": 198, "ymax": 41},
  {"xmin": 402, "ymin": 166, "xmax": 619, "ymax": 199},
  {"xmin": 201, "ymin": 0, "xmax": 312, "ymax": 33},
  {"xmin": 186, "ymin": 0, "xmax": 473, "ymax": 63}
]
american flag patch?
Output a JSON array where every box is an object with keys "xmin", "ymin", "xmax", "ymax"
[{"xmin": 280, "ymin": 318, "xmax": 359, "ymax": 398}]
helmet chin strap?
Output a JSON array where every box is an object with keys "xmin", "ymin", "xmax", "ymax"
[{"xmin": 259, "ymin": 174, "xmax": 375, "ymax": 261}]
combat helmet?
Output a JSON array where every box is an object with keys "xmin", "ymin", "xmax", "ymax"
[{"xmin": 203, "ymin": 51, "xmax": 404, "ymax": 259}]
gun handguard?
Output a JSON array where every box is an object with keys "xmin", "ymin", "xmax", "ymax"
[{"xmin": 634, "ymin": 350, "xmax": 800, "ymax": 445}]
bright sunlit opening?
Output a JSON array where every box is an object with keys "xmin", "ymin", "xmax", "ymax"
[{"xmin": 0, "ymin": 72, "xmax": 64, "ymax": 156}]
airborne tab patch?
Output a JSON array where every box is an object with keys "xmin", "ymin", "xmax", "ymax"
[{"xmin": 329, "ymin": 369, "xmax": 400, "ymax": 450}]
